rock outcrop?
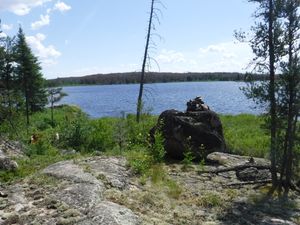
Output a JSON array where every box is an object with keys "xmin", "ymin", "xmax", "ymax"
[
  {"xmin": 42, "ymin": 157, "xmax": 139, "ymax": 225},
  {"xmin": 0, "ymin": 138, "xmax": 24, "ymax": 171},
  {"xmin": 0, "ymin": 156, "xmax": 140, "ymax": 225},
  {"xmin": 0, "ymin": 155, "xmax": 299, "ymax": 225},
  {"xmin": 151, "ymin": 97, "xmax": 227, "ymax": 160}
]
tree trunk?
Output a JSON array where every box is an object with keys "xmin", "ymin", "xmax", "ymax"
[
  {"xmin": 136, "ymin": 0, "xmax": 155, "ymax": 123},
  {"xmin": 268, "ymin": 0, "xmax": 278, "ymax": 188},
  {"xmin": 283, "ymin": 8, "xmax": 297, "ymax": 194}
]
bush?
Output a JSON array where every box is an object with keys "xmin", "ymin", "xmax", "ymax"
[
  {"xmin": 89, "ymin": 118, "xmax": 115, "ymax": 152},
  {"xmin": 59, "ymin": 112, "xmax": 92, "ymax": 151},
  {"xmin": 125, "ymin": 148, "xmax": 153, "ymax": 175},
  {"xmin": 150, "ymin": 130, "xmax": 166, "ymax": 163}
]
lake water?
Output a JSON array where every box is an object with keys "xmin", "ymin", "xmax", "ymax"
[{"xmin": 60, "ymin": 81, "xmax": 264, "ymax": 118}]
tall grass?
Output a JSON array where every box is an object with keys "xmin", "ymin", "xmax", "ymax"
[
  {"xmin": 0, "ymin": 105, "xmax": 270, "ymax": 182},
  {"xmin": 220, "ymin": 114, "xmax": 269, "ymax": 158}
]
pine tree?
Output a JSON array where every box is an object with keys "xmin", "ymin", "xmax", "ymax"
[
  {"xmin": 0, "ymin": 23, "xmax": 23, "ymax": 126},
  {"xmin": 14, "ymin": 27, "xmax": 47, "ymax": 126},
  {"xmin": 277, "ymin": 0, "xmax": 300, "ymax": 194},
  {"xmin": 240, "ymin": 0, "xmax": 300, "ymax": 194},
  {"xmin": 245, "ymin": 0, "xmax": 285, "ymax": 189}
]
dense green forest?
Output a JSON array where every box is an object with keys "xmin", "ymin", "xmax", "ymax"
[{"xmin": 47, "ymin": 72, "xmax": 266, "ymax": 86}]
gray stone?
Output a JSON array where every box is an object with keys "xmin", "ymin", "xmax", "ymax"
[
  {"xmin": 79, "ymin": 201, "xmax": 140, "ymax": 225},
  {"xmin": 207, "ymin": 152, "xmax": 270, "ymax": 168},
  {"xmin": 43, "ymin": 160, "xmax": 101, "ymax": 185},
  {"xmin": 0, "ymin": 138, "xmax": 24, "ymax": 158},
  {"xmin": 54, "ymin": 182, "xmax": 103, "ymax": 210},
  {"xmin": 236, "ymin": 167, "xmax": 271, "ymax": 181},
  {"xmin": 83, "ymin": 157, "xmax": 130, "ymax": 190},
  {"xmin": 0, "ymin": 156, "xmax": 18, "ymax": 171}
]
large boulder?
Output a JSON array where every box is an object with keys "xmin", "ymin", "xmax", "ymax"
[{"xmin": 151, "ymin": 97, "xmax": 227, "ymax": 160}]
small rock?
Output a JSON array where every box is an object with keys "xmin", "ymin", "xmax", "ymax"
[
  {"xmin": 2, "ymin": 213, "xmax": 20, "ymax": 225},
  {"xmin": 236, "ymin": 167, "xmax": 271, "ymax": 181},
  {"xmin": 0, "ymin": 192, "xmax": 8, "ymax": 198},
  {"xmin": 0, "ymin": 156, "xmax": 18, "ymax": 171}
]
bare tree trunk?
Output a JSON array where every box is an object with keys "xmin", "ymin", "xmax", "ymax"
[
  {"xmin": 24, "ymin": 72, "xmax": 30, "ymax": 130},
  {"xmin": 136, "ymin": 0, "xmax": 155, "ymax": 123}
]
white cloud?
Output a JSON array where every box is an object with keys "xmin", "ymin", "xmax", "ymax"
[
  {"xmin": 157, "ymin": 49, "xmax": 186, "ymax": 64},
  {"xmin": 54, "ymin": 1, "xmax": 71, "ymax": 12},
  {"xmin": 29, "ymin": 1, "xmax": 71, "ymax": 30},
  {"xmin": 0, "ymin": 0, "xmax": 52, "ymax": 16},
  {"xmin": 2, "ymin": 24, "xmax": 13, "ymax": 30},
  {"xmin": 199, "ymin": 44, "xmax": 226, "ymax": 54},
  {"xmin": 31, "ymin": 14, "xmax": 50, "ymax": 30},
  {"xmin": 0, "ymin": 32, "xmax": 8, "ymax": 38},
  {"xmin": 156, "ymin": 41, "xmax": 253, "ymax": 73},
  {"xmin": 26, "ymin": 33, "xmax": 61, "ymax": 66}
]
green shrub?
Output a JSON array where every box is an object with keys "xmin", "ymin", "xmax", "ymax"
[
  {"xmin": 125, "ymin": 114, "xmax": 156, "ymax": 147},
  {"xmin": 182, "ymin": 138, "xmax": 195, "ymax": 170},
  {"xmin": 26, "ymin": 136, "xmax": 55, "ymax": 156},
  {"xmin": 89, "ymin": 118, "xmax": 115, "ymax": 152},
  {"xmin": 150, "ymin": 130, "xmax": 166, "ymax": 163},
  {"xmin": 59, "ymin": 112, "xmax": 92, "ymax": 151},
  {"xmin": 125, "ymin": 148, "xmax": 153, "ymax": 175}
]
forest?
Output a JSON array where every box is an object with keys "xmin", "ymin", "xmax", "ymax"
[{"xmin": 46, "ymin": 72, "xmax": 266, "ymax": 86}]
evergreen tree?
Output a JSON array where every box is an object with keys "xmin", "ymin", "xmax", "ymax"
[
  {"xmin": 0, "ymin": 23, "xmax": 23, "ymax": 127},
  {"xmin": 277, "ymin": 0, "xmax": 300, "ymax": 194},
  {"xmin": 240, "ymin": 0, "xmax": 300, "ymax": 194},
  {"xmin": 244, "ymin": 0, "xmax": 285, "ymax": 189},
  {"xmin": 14, "ymin": 27, "xmax": 47, "ymax": 125}
]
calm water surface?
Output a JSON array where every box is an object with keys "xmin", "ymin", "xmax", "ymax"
[{"xmin": 60, "ymin": 82, "xmax": 264, "ymax": 118}]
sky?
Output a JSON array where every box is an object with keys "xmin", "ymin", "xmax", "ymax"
[{"xmin": 0, "ymin": 0, "xmax": 258, "ymax": 79}]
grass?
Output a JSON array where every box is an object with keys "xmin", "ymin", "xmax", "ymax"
[
  {"xmin": 0, "ymin": 105, "xmax": 271, "ymax": 183},
  {"xmin": 197, "ymin": 191, "xmax": 224, "ymax": 208},
  {"xmin": 220, "ymin": 114, "xmax": 270, "ymax": 158},
  {"xmin": 0, "ymin": 152, "xmax": 81, "ymax": 183}
]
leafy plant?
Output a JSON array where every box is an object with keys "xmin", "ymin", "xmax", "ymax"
[
  {"xmin": 150, "ymin": 130, "xmax": 166, "ymax": 163},
  {"xmin": 126, "ymin": 148, "xmax": 152, "ymax": 175},
  {"xmin": 182, "ymin": 137, "xmax": 195, "ymax": 170}
]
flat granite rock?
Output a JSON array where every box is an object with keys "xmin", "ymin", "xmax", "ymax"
[
  {"xmin": 54, "ymin": 182, "xmax": 104, "ymax": 210},
  {"xmin": 207, "ymin": 152, "xmax": 270, "ymax": 168},
  {"xmin": 41, "ymin": 157, "xmax": 140, "ymax": 225},
  {"xmin": 79, "ymin": 201, "xmax": 140, "ymax": 225},
  {"xmin": 81, "ymin": 157, "xmax": 130, "ymax": 190},
  {"xmin": 43, "ymin": 160, "xmax": 101, "ymax": 185}
]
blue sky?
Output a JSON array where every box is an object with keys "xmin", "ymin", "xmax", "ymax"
[{"xmin": 0, "ymin": 0, "xmax": 257, "ymax": 79}]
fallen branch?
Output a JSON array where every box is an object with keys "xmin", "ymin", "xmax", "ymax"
[
  {"xmin": 290, "ymin": 182, "xmax": 300, "ymax": 194},
  {"xmin": 198, "ymin": 164, "xmax": 271, "ymax": 175},
  {"xmin": 224, "ymin": 179, "xmax": 272, "ymax": 187}
]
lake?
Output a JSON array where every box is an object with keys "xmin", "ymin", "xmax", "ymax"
[{"xmin": 60, "ymin": 81, "xmax": 264, "ymax": 118}]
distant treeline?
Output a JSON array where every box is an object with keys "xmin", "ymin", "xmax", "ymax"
[{"xmin": 47, "ymin": 72, "xmax": 267, "ymax": 87}]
